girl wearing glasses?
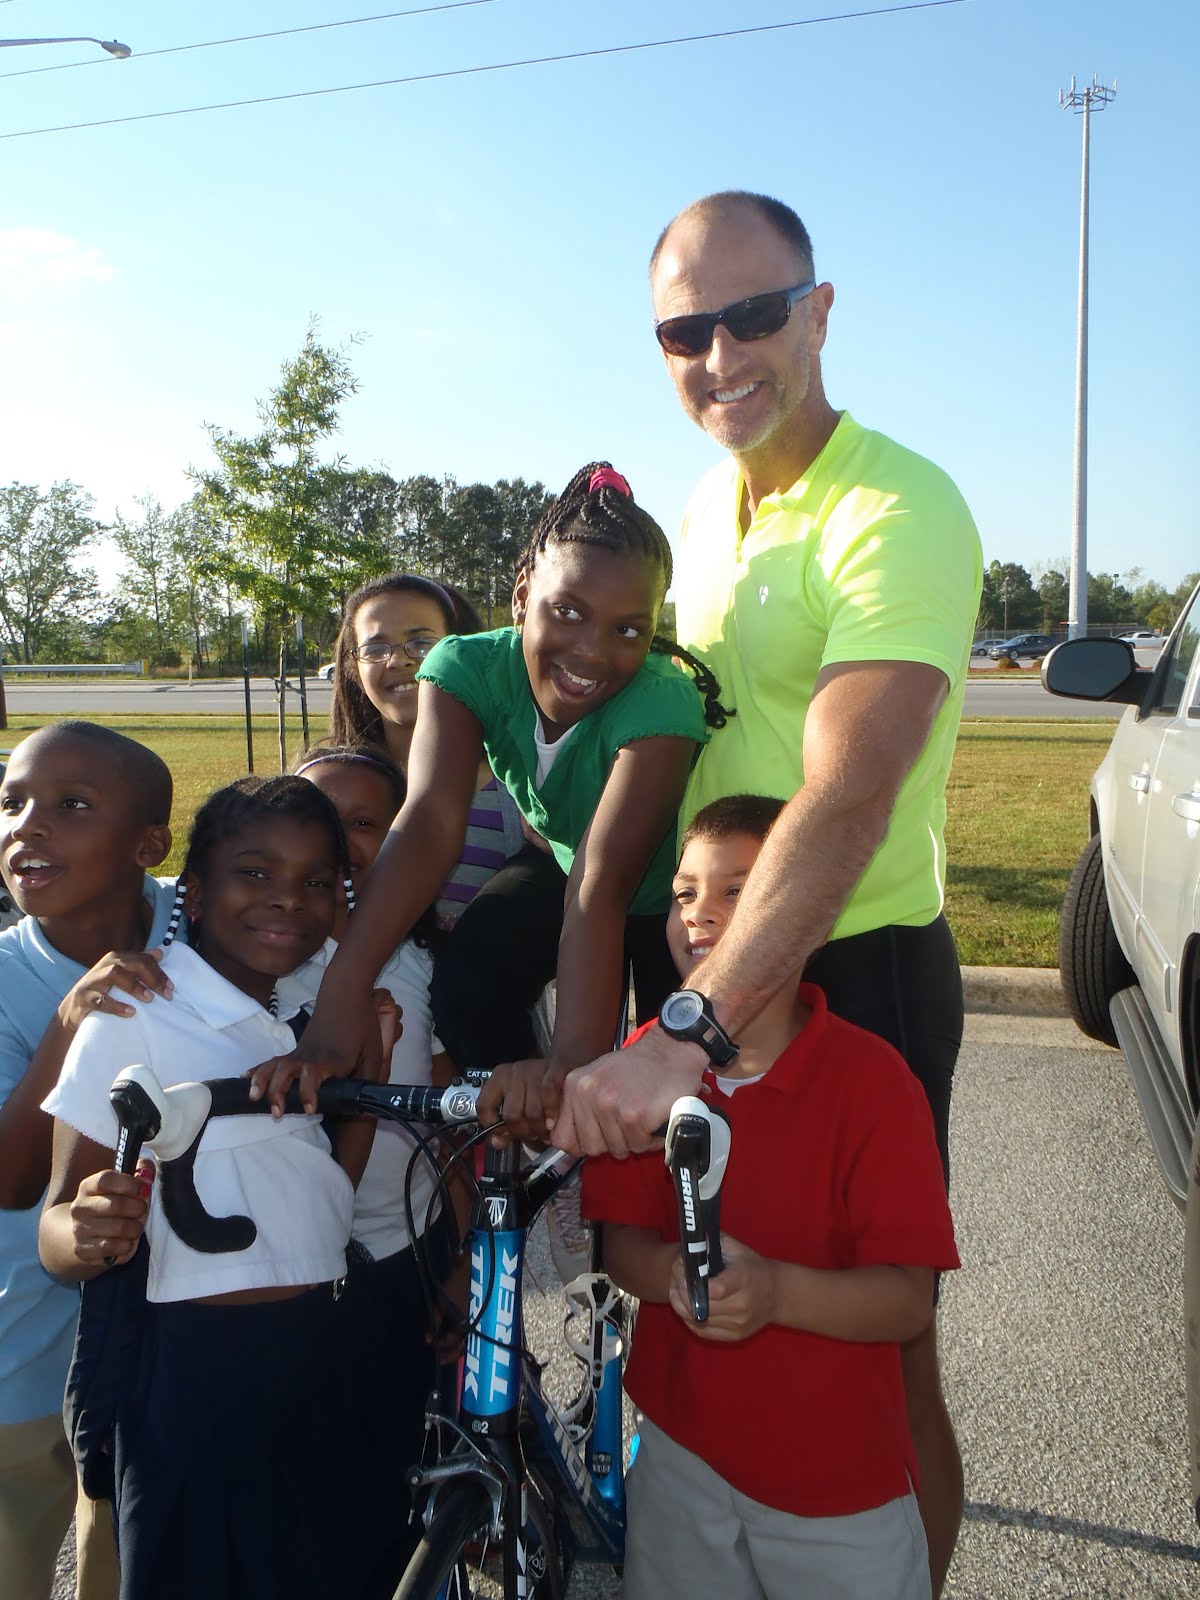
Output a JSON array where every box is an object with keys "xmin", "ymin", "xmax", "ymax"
[
  {"xmin": 326, "ymin": 574, "xmax": 525, "ymax": 929},
  {"xmin": 259, "ymin": 464, "xmax": 729, "ymax": 1144}
]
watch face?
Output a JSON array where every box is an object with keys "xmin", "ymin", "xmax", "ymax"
[{"xmin": 661, "ymin": 990, "xmax": 704, "ymax": 1032}]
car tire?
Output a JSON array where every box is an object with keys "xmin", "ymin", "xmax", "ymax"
[{"xmin": 1059, "ymin": 833, "xmax": 1134, "ymax": 1046}]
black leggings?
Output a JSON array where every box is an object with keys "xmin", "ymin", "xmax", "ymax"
[
  {"xmin": 802, "ymin": 914, "xmax": 963, "ymax": 1188},
  {"xmin": 430, "ymin": 843, "xmax": 678, "ymax": 1071}
]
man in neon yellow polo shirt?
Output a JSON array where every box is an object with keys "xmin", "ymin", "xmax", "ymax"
[{"xmin": 555, "ymin": 191, "xmax": 982, "ymax": 1596}]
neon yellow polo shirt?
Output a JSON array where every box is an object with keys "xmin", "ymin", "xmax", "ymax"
[{"xmin": 675, "ymin": 412, "xmax": 982, "ymax": 939}]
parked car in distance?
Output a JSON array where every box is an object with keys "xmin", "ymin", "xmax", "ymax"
[
  {"xmin": 316, "ymin": 662, "xmax": 336, "ymax": 681},
  {"xmin": 971, "ymin": 637, "xmax": 1009, "ymax": 656},
  {"xmin": 1116, "ymin": 630, "xmax": 1166, "ymax": 646},
  {"xmin": 1047, "ymin": 586, "xmax": 1200, "ymax": 1211},
  {"xmin": 987, "ymin": 632, "xmax": 1057, "ymax": 661}
]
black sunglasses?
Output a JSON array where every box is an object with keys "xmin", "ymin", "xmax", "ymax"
[{"xmin": 654, "ymin": 279, "xmax": 817, "ymax": 359}]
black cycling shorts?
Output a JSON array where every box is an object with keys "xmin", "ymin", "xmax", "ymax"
[{"xmin": 802, "ymin": 914, "xmax": 963, "ymax": 1190}]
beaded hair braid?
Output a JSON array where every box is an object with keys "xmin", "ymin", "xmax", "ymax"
[
  {"xmin": 162, "ymin": 776, "xmax": 357, "ymax": 956},
  {"xmin": 520, "ymin": 461, "xmax": 734, "ymax": 729}
]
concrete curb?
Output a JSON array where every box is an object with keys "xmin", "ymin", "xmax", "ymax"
[{"xmin": 961, "ymin": 966, "xmax": 1067, "ymax": 1017}]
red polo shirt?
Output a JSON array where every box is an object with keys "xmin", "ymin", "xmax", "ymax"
[{"xmin": 581, "ymin": 986, "xmax": 959, "ymax": 1517}]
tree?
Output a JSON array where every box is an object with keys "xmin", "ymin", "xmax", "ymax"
[
  {"xmin": 191, "ymin": 322, "xmax": 371, "ymax": 758},
  {"xmin": 1036, "ymin": 568, "xmax": 1069, "ymax": 633},
  {"xmin": 0, "ymin": 482, "xmax": 102, "ymax": 662},
  {"xmin": 1086, "ymin": 572, "xmax": 1135, "ymax": 627},
  {"xmin": 111, "ymin": 497, "xmax": 194, "ymax": 666},
  {"xmin": 978, "ymin": 561, "xmax": 1038, "ymax": 634}
]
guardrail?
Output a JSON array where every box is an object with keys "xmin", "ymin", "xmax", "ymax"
[{"xmin": 0, "ymin": 662, "xmax": 145, "ymax": 675}]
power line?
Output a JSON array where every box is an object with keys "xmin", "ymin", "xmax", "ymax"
[
  {"xmin": 0, "ymin": 1, "xmax": 968, "ymax": 143},
  {"xmin": 0, "ymin": 1, "xmax": 496, "ymax": 82}
]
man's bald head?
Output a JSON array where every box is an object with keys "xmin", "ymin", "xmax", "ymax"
[{"xmin": 650, "ymin": 191, "xmax": 815, "ymax": 281}]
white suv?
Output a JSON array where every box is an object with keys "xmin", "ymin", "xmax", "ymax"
[
  {"xmin": 1047, "ymin": 588, "xmax": 1200, "ymax": 1515},
  {"xmin": 1048, "ymin": 582, "xmax": 1200, "ymax": 1209}
]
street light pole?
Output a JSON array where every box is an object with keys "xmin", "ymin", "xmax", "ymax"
[
  {"xmin": 1059, "ymin": 73, "xmax": 1116, "ymax": 640},
  {"xmin": 0, "ymin": 38, "xmax": 132, "ymax": 57}
]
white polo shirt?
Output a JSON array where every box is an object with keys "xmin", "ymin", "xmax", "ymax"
[
  {"xmin": 276, "ymin": 938, "xmax": 444, "ymax": 1262},
  {"xmin": 43, "ymin": 942, "xmax": 353, "ymax": 1304}
]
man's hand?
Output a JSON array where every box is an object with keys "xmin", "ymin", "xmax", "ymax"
[
  {"xmin": 550, "ymin": 1029, "xmax": 708, "ymax": 1158},
  {"xmin": 58, "ymin": 949, "xmax": 173, "ymax": 1030},
  {"xmin": 476, "ymin": 1059, "xmax": 568, "ymax": 1145},
  {"xmin": 668, "ymin": 1234, "xmax": 777, "ymax": 1342}
]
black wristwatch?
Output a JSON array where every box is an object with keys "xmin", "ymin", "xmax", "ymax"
[{"xmin": 658, "ymin": 989, "xmax": 739, "ymax": 1067}]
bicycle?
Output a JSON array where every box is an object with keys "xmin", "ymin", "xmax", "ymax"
[{"xmin": 108, "ymin": 1067, "xmax": 731, "ymax": 1600}]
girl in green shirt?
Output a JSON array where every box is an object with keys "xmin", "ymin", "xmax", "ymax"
[{"xmin": 256, "ymin": 463, "xmax": 728, "ymax": 1136}]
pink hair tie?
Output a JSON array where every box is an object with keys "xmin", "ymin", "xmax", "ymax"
[{"xmin": 588, "ymin": 467, "xmax": 632, "ymax": 498}]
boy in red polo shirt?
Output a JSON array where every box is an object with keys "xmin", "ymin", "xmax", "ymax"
[{"xmin": 582, "ymin": 795, "xmax": 959, "ymax": 1600}]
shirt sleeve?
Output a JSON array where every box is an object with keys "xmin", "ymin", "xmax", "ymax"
[
  {"xmin": 813, "ymin": 472, "xmax": 982, "ymax": 691},
  {"xmin": 42, "ymin": 1010, "xmax": 153, "ymax": 1152},
  {"xmin": 841, "ymin": 1053, "xmax": 960, "ymax": 1273},
  {"xmin": 581, "ymin": 1150, "xmax": 672, "ymax": 1232},
  {"xmin": 416, "ymin": 633, "xmax": 495, "ymax": 728},
  {"xmin": 605, "ymin": 656, "xmax": 711, "ymax": 754}
]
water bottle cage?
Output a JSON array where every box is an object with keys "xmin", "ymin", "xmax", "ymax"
[{"xmin": 558, "ymin": 1271, "xmax": 625, "ymax": 1443}]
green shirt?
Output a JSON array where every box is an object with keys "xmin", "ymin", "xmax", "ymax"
[
  {"xmin": 417, "ymin": 628, "xmax": 709, "ymax": 914},
  {"xmin": 674, "ymin": 412, "xmax": 982, "ymax": 938}
]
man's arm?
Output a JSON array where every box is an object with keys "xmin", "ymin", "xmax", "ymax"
[{"xmin": 552, "ymin": 659, "xmax": 948, "ymax": 1155}]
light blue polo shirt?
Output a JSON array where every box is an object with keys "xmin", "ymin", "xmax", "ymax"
[{"xmin": 0, "ymin": 877, "xmax": 177, "ymax": 1424}]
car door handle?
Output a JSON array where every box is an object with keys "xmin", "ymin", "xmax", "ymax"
[
  {"xmin": 1128, "ymin": 772, "xmax": 1151, "ymax": 793},
  {"xmin": 1174, "ymin": 792, "xmax": 1200, "ymax": 823}
]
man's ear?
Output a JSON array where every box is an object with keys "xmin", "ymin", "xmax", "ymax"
[
  {"xmin": 512, "ymin": 568, "xmax": 530, "ymax": 627},
  {"xmin": 138, "ymin": 824, "xmax": 172, "ymax": 871}
]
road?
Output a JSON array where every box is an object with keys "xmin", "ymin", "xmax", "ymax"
[
  {"xmin": 52, "ymin": 1011, "xmax": 1200, "ymax": 1598},
  {"xmin": 4, "ymin": 676, "xmax": 1123, "ymax": 720}
]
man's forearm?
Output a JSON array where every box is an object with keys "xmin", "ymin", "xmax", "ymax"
[{"xmin": 692, "ymin": 780, "xmax": 891, "ymax": 1035}]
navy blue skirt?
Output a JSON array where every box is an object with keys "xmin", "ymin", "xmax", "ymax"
[{"xmin": 114, "ymin": 1287, "xmax": 350, "ymax": 1600}]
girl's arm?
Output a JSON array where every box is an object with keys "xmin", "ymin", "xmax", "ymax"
[
  {"xmin": 553, "ymin": 734, "xmax": 695, "ymax": 1070},
  {"xmin": 252, "ymin": 685, "xmax": 483, "ymax": 1112},
  {"xmin": 600, "ymin": 1221, "xmax": 678, "ymax": 1305},
  {"xmin": 482, "ymin": 734, "xmax": 694, "ymax": 1137},
  {"xmin": 0, "ymin": 951, "xmax": 171, "ymax": 1211},
  {"xmin": 39, "ymin": 1120, "xmax": 150, "ymax": 1284}
]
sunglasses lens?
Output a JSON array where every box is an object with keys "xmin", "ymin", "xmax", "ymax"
[
  {"xmin": 723, "ymin": 292, "xmax": 792, "ymax": 343},
  {"xmin": 655, "ymin": 315, "xmax": 715, "ymax": 358}
]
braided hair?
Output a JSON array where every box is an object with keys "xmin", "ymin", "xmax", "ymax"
[
  {"xmin": 290, "ymin": 744, "xmax": 438, "ymax": 949},
  {"xmin": 162, "ymin": 776, "xmax": 355, "ymax": 957},
  {"xmin": 520, "ymin": 462, "xmax": 733, "ymax": 729},
  {"xmin": 328, "ymin": 574, "xmax": 484, "ymax": 751}
]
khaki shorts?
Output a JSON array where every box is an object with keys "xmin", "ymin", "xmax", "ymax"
[{"xmin": 623, "ymin": 1414, "xmax": 931, "ymax": 1600}]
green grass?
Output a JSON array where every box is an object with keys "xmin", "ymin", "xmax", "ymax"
[
  {"xmin": 2, "ymin": 712, "xmax": 1117, "ymax": 967},
  {"xmin": 946, "ymin": 719, "xmax": 1113, "ymax": 967}
]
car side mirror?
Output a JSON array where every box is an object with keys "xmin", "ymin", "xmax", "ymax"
[{"xmin": 1041, "ymin": 638, "xmax": 1147, "ymax": 704}]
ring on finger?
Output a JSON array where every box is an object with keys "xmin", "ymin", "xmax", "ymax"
[{"xmin": 92, "ymin": 992, "xmax": 104, "ymax": 1007}]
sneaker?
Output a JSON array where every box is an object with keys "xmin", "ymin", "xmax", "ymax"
[{"xmin": 547, "ymin": 1168, "xmax": 591, "ymax": 1283}]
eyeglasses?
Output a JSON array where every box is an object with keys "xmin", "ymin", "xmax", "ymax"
[
  {"xmin": 654, "ymin": 280, "xmax": 817, "ymax": 359},
  {"xmin": 351, "ymin": 637, "xmax": 440, "ymax": 667}
]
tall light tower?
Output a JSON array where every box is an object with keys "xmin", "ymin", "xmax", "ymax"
[{"xmin": 1059, "ymin": 73, "xmax": 1116, "ymax": 639}]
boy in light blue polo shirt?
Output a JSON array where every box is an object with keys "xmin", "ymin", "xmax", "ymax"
[{"xmin": 0, "ymin": 722, "xmax": 175, "ymax": 1600}]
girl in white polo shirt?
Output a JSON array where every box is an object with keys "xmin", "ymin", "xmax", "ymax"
[{"xmin": 39, "ymin": 775, "xmax": 375, "ymax": 1600}]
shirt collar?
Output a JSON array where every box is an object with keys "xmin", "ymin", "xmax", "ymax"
[
  {"xmin": 703, "ymin": 983, "xmax": 830, "ymax": 1098},
  {"xmin": 160, "ymin": 942, "xmax": 287, "ymax": 1030}
]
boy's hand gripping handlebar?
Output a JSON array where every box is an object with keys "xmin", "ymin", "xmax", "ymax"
[
  {"xmin": 108, "ymin": 1067, "xmax": 482, "ymax": 1256},
  {"xmin": 664, "ymin": 1096, "xmax": 731, "ymax": 1324}
]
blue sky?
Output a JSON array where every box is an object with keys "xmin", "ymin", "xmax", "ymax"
[{"xmin": 1, "ymin": 0, "xmax": 1196, "ymax": 593}]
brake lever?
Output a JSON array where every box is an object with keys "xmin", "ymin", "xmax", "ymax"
[{"xmin": 664, "ymin": 1095, "xmax": 731, "ymax": 1323}]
